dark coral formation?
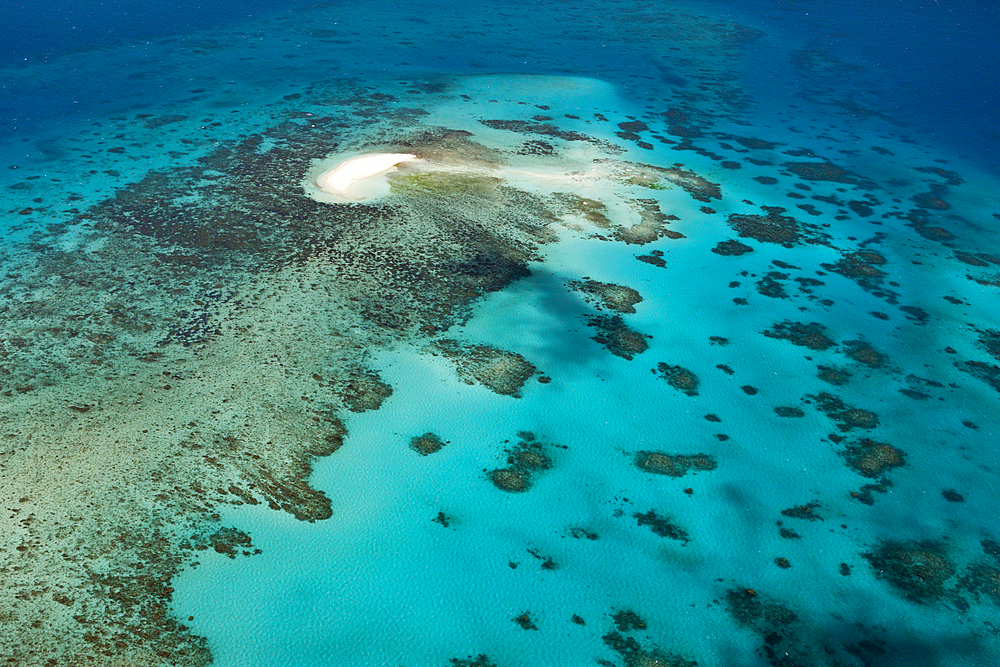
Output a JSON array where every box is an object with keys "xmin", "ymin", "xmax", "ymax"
[
  {"xmin": 658, "ymin": 165, "xmax": 722, "ymax": 202},
  {"xmin": 612, "ymin": 609, "xmax": 648, "ymax": 632},
  {"xmin": 434, "ymin": 340, "xmax": 538, "ymax": 397},
  {"xmin": 634, "ymin": 451, "xmax": 717, "ymax": 477},
  {"xmin": 568, "ymin": 279, "xmax": 643, "ymax": 313},
  {"xmin": 810, "ymin": 393, "xmax": 879, "ymax": 431},
  {"xmin": 206, "ymin": 527, "xmax": 258, "ymax": 559},
  {"xmin": 488, "ymin": 432, "xmax": 552, "ymax": 493},
  {"xmin": 816, "ymin": 365, "xmax": 851, "ymax": 385},
  {"xmin": 843, "ymin": 438, "xmax": 905, "ymax": 477},
  {"xmin": 637, "ymin": 250, "xmax": 667, "ymax": 267},
  {"xmin": 960, "ymin": 565, "xmax": 1000, "ymax": 605},
  {"xmin": 822, "ymin": 250, "xmax": 896, "ymax": 302},
  {"xmin": 602, "ymin": 630, "xmax": 698, "ymax": 667},
  {"xmin": 339, "ymin": 369, "xmax": 394, "ymax": 413},
  {"xmin": 489, "ymin": 467, "xmax": 532, "ymax": 493},
  {"xmin": 974, "ymin": 328, "xmax": 1000, "ymax": 360},
  {"xmin": 653, "ymin": 363, "xmax": 699, "ymax": 395},
  {"xmin": 512, "ymin": 612, "xmax": 538, "ymax": 630},
  {"xmin": 410, "ymin": 432, "xmax": 445, "ymax": 456},
  {"xmin": 634, "ymin": 510, "xmax": 689, "ymax": 543},
  {"xmin": 958, "ymin": 359, "xmax": 1000, "ymax": 394},
  {"xmin": 721, "ymin": 587, "xmax": 856, "ymax": 667},
  {"xmin": 587, "ymin": 315, "xmax": 650, "ymax": 360},
  {"xmin": 725, "ymin": 588, "xmax": 797, "ymax": 629},
  {"xmin": 843, "ymin": 340, "xmax": 887, "ymax": 368},
  {"xmin": 480, "ymin": 118, "xmax": 616, "ymax": 148},
  {"xmin": 780, "ymin": 502, "xmax": 823, "ymax": 521},
  {"xmin": 727, "ymin": 207, "xmax": 802, "ymax": 246},
  {"xmin": 756, "ymin": 272, "xmax": 789, "ymax": 298},
  {"xmin": 784, "ymin": 160, "xmax": 872, "ymax": 187},
  {"xmin": 449, "ymin": 655, "xmax": 499, "ymax": 667},
  {"xmin": 762, "ymin": 321, "xmax": 836, "ymax": 350},
  {"xmin": 711, "ymin": 239, "xmax": 754, "ymax": 256},
  {"xmin": 863, "ymin": 541, "xmax": 957, "ymax": 604},
  {"xmin": 614, "ymin": 198, "xmax": 685, "ymax": 244}
]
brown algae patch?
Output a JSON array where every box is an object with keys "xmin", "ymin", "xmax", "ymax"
[
  {"xmin": 635, "ymin": 451, "xmax": 717, "ymax": 477},
  {"xmin": 568, "ymin": 279, "xmax": 643, "ymax": 313},
  {"xmin": 433, "ymin": 340, "xmax": 538, "ymax": 397}
]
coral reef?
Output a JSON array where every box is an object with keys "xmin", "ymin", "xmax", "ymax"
[
  {"xmin": 843, "ymin": 438, "xmax": 905, "ymax": 477},
  {"xmin": 653, "ymin": 363, "xmax": 699, "ymax": 395},
  {"xmin": 488, "ymin": 432, "xmax": 552, "ymax": 493},
  {"xmin": 843, "ymin": 340, "xmax": 887, "ymax": 368},
  {"xmin": 634, "ymin": 451, "xmax": 717, "ymax": 477},
  {"xmin": 863, "ymin": 541, "xmax": 957, "ymax": 604},
  {"xmin": 809, "ymin": 393, "xmax": 879, "ymax": 431},
  {"xmin": 410, "ymin": 432, "xmax": 446, "ymax": 456},
  {"xmin": 633, "ymin": 510, "xmax": 689, "ymax": 543},
  {"xmin": 762, "ymin": 321, "xmax": 836, "ymax": 350},
  {"xmin": 569, "ymin": 280, "xmax": 643, "ymax": 313},
  {"xmin": 588, "ymin": 316, "xmax": 650, "ymax": 360},
  {"xmin": 784, "ymin": 160, "xmax": 872, "ymax": 187},
  {"xmin": 711, "ymin": 239, "xmax": 754, "ymax": 256},
  {"xmin": 434, "ymin": 340, "xmax": 538, "ymax": 397}
]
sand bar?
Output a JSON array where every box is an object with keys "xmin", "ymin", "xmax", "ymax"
[{"xmin": 316, "ymin": 153, "xmax": 416, "ymax": 197}]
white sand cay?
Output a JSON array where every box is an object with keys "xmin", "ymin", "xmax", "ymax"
[{"xmin": 315, "ymin": 153, "xmax": 416, "ymax": 200}]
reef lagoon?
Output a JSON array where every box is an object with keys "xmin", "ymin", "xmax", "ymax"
[{"xmin": 2, "ymin": 1, "xmax": 1000, "ymax": 665}]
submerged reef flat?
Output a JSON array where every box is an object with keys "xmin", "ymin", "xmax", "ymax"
[{"xmin": 0, "ymin": 74, "xmax": 682, "ymax": 663}]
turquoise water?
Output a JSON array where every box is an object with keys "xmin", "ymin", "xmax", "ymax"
[{"xmin": 2, "ymin": 1, "xmax": 1000, "ymax": 666}]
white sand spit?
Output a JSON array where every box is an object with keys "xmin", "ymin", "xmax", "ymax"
[{"xmin": 316, "ymin": 153, "xmax": 416, "ymax": 199}]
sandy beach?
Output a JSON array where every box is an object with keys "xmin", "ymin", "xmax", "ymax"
[{"xmin": 315, "ymin": 153, "xmax": 416, "ymax": 200}]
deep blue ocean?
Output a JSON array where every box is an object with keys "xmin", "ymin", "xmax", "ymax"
[{"xmin": 2, "ymin": 1, "xmax": 1000, "ymax": 666}]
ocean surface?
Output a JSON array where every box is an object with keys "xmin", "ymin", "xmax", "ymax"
[{"xmin": 2, "ymin": 1, "xmax": 1000, "ymax": 666}]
